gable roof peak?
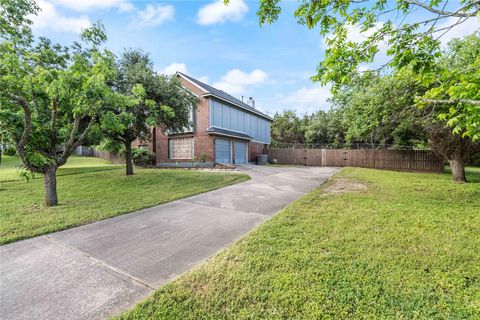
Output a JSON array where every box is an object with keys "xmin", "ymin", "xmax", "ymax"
[{"xmin": 175, "ymin": 72, "xmax": 272, "ymax": 121}]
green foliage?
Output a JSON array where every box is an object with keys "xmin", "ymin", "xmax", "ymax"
[
  {"xmin": 0, "ymin": 0, "xmax": 38, "ymax": 42},
  {"xmin": 193, "ymin": 152, "xmax": 208, "ymax": 163},
  {"xmin": 270, "ymin": 110, "xmax": 308, "ymax": 146},
  {"xmin": 116, "ymin": 167, "xmax": 480, "ymax": 319},
  {"xmin": 331, "ymin": 72, "xmax": 428, "ymax": 146},
  {"xmin": 270, "ymin": 73, "xmax": 429, "ymax": 148},
  {"xmin": 18, "ymin": 166, "xmax": 35, "ymax": 182},
  {"xmin": 256, "ymin": 1, "xmax": 479, "ymax": 140},
  {"xmin": 304, "ymin": 109, "xmax": 345, "ymax": 146},
  {"xmin": 257, "ymin": 0, "xmax": 479, "ymax": 90},
  {"xmin": 0, "ymin": 3, "xmax": 116, "ymax": 173},
  {"xmin": 0, "ymin": 0, "xmax": 120, "ymax": 205},
  {"xmin": 3, "ymin": 145, "xmax": 16, "ymax": 156},
  {"xmin": 96, "ymin": 138, "xmax": 124, "ymax": 155},
  {"xmin": 132, "ymin": 148, "xmax": 155, "ymax": 167},
  {"xmin": 99, "ymin": 49, "xmax": 197, "ymax": 174},
  {"xmin": 417, "ymin": 32, "xmax": 480, "ymax": 140}
]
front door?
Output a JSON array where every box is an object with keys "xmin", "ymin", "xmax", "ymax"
[
  {"xmin": 234, "ymin": 141, "xmax": 247, "ymax": 164},
  {"xmin": 215, "ymin": 138, "xmax": 231, "ymax": 163}
]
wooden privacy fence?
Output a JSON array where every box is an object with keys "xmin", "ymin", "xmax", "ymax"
[
  {"xmin": 267, "ymin": 148, "xmax": 444, "ymax": 173},
  {"xmin": 75, "ymin": 146, "xmax": 122, "ymax": 163}
]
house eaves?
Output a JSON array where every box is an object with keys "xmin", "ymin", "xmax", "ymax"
[{"xmin": 176, "ymin": 72, "xmax": 273, "ymax": 122}]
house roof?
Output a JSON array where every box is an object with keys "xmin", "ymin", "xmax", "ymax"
[
  {"xmin": 176, "ymin": 72, "xmax": 273, "ymax": 121},
  {"xmin": 206, "ymin": 126, "xmax": 253, "ymax": 140}
]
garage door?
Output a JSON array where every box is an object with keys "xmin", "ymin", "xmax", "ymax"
[
  {"xmin": 215, "ymin": 139, "xmax": 231, "ymax": 164},
  {"xmin": 234, "ymin": 141, "xmax": 247, "ymax": 164}
]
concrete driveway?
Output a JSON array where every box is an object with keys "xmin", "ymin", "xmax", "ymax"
[{"xmin": 0, "ymin": 165, "xmax": 338, "ymax": 320}]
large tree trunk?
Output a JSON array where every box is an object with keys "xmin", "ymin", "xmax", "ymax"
[
  {"xmin": 44, "ymin": 166, "xmax": 58, "ymax": 206},
  {"xmin": 427, "ymin": 123, "xmax": 480, "ymax": 183},
  {"xmin": 124, "ymin": 141, "xmax": 134, "ymax": 176},
  {"xmin": 448, "ymin": 159, "xmax": 466, "ymax": 182}
]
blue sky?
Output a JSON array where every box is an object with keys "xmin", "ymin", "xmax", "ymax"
[{"xmin": 30, "ymin": 0, "xmax": 478, "ymax": 116}]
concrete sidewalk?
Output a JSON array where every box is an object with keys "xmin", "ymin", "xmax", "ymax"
[{"xmin": 0, "ymin": 165, "xmax": 338, "ymax": 320}]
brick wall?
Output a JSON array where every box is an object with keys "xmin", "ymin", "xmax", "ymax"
[
  {"xmin": 154, "ymin": 76, "xmax": 214, "ymax": 163},
  {"xmin": 132, "ymin": 75, "xmax": 270, "ymax": 165}
]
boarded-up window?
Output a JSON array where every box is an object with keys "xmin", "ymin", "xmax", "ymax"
[{"xmin": 169, "ymin": 137, "xmax": 194, "ymax": 159}]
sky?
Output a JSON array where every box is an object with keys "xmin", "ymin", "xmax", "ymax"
[{"xmin": 29, "ymin": 0, "xmax": 479, "ymax": 117}]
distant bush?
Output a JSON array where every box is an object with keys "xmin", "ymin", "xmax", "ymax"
[
  {"xmin": 132, "ymin": 148, "xmax": 155, "ymax": 167},
  {"xmin": 470, "ymin": 152, "xmax": 480, "ymax": 166},
  {"xmin": 4, "ymin": 146, "xmax": 16, "ymax": 156}
]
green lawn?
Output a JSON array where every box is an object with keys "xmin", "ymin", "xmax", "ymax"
[
  {"xmin": 0, "ymin": 155, "xmax": 122, "ymax": 182},
  {"xmin": 116, "ymin": 167, "xmax": 480, "ymax": 319},
  {"xmin": 0, "ymin": 156, "xmax": 249, "ymax": 245}
]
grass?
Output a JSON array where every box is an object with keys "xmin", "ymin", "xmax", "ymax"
[
  {"xmin": 0, "ymin": 156, "xmax": 249, "ymax": 245},
  {"xmin": 0, "ymin": 155, "xmax": 122, "ymax": 182},
  {"xmin": 116, "ymin": 167, "xmax": 480, "ymax": 319}
]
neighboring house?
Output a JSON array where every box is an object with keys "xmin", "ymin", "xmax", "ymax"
[{"xmin": 135, "ymin": 72, "xmax": 272, "ymax": 165}]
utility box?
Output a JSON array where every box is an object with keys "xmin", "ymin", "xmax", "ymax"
[{"xmin": 257, "ymin": 154, "xmax": 268, "ymax": 165}]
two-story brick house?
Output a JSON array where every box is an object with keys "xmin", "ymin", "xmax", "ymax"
[{"xmin": 138, "ymin": 72, "xmax": 272, "ymax": 165}]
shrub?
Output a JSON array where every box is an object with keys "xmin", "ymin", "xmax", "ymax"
[
  {"xmin": 194, "ymin": 152, "xmax": 208, "ymax": 163},
  {"xmin": 132, "ymin": 148, "xmax": 155, "ymax": 167},
  {"xmin": 470, "ymin": 152, "xmax": 480, "ymax": 166},
  {"xmin": 4, "ymin": 145, "xmax": 16, "ymax": 156}
]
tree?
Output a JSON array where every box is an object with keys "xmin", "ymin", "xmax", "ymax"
[
  {"xmin": 330, "ymin": 66, "xmax": 480, "ymax": 181},
  {"xmin": 0, "ymin": 0, "xmax": 117, "ymax": 206},
  {"xmin": 427, "ymin": 123, "xmax": 480, "ymax": 182},
  {"xmin": 256, "ymin": 0, "xmax": 480, "ymax": 139},
  {"xmin": 270, "ymin": 110, "xmax": 307, "ymax": 146},
  {"xmin": 417, "ymin": 32, "xmax": 480, "ymax": 140},
  {"xmin": 258, "ymin": 0, "xmax": 479, "ymax": 86},
  {"xmin": 416, "ymin": 33, "xmax": 480, "ymax": 181},
  {"xmin": 100, "ymin": 49, "xmax": 196, "ymax": 175},
  {"xmin": 331, "ymin": 72, "xmax": 428, "ymax": 147},
  {"xmin": 304, "ymin": 109, "xmax": 346, "ymax": 146}
]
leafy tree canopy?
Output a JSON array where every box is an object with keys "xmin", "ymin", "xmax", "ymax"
[
  {"xmin": 100, "ymin": 49, "xmax": 197, "ymax": 175},
  {"xmin": 331, "ymin": 72, "xmax": 428, "ymax": 147},
  {"xmin": 417, "ymin": 32, "xmax": 480, "ymax": 140},
  {"xmin": 0, "ymin": 0, "xmax": 118, "ymax": 206},
  {"xmin": 258, "ymin": 0, "xmax": 479, "ymax": 87},
  {"xmin": 270, "ymin": 110, "xmax": 309, "ymax": 146},
  {"xmin": 256, "ymin": 0, "xmax": 479, "ymax": 139},
  {"xmin": 304, "ymin": 109, "xmax": 345, "ymax": 146}
]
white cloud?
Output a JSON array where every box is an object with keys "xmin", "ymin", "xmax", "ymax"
[
  {"xmin": 129, "ymin": 4, "xmax": 174, "ymax": 29},
  {"xmin": 323, "ymin": 22, "xmax": 385, "ymax": 46},
  {"xmin": 31, "ymin": 0, "xmax": 91, "ymax": 34},
  {"xmin": 52, "ymin": 0, "xmax": 134, "ymax": 12},
  {"xmin": 213, "ymin": 69, "xmax": 268, "ymax": 95},
  {"xmin": 436, "ymin": 17, "xmax": 480, "ymax": 46},
  {"xmin": 197, "ymin": 0, "xmax": 248, "ymax": 25},
  {"xmin": 159, "ymin": 63, "xmax": 188, "ymax": 75},
  {"xmin": 274, "ymin": 85, "xmax": 332, "ymax": 114}
]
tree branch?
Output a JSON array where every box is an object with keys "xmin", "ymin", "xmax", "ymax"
[
  {"xmin": 59, "ymin": 115, "xmax": 97, "ymax": 166},
  {"xmin": 404, "ymin": 0, "xmax": 479, "ymax": 18},
  {"xmin": 10, "ymin": 94, "xmax": 43, "ymax": 173},
  {"xmin": 50, "ymin": 97, "xmax": 58, "ymax": 156},
  {"xmin": 419, "ymin": 98, "xmax": 480, "ymax": 106}
]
